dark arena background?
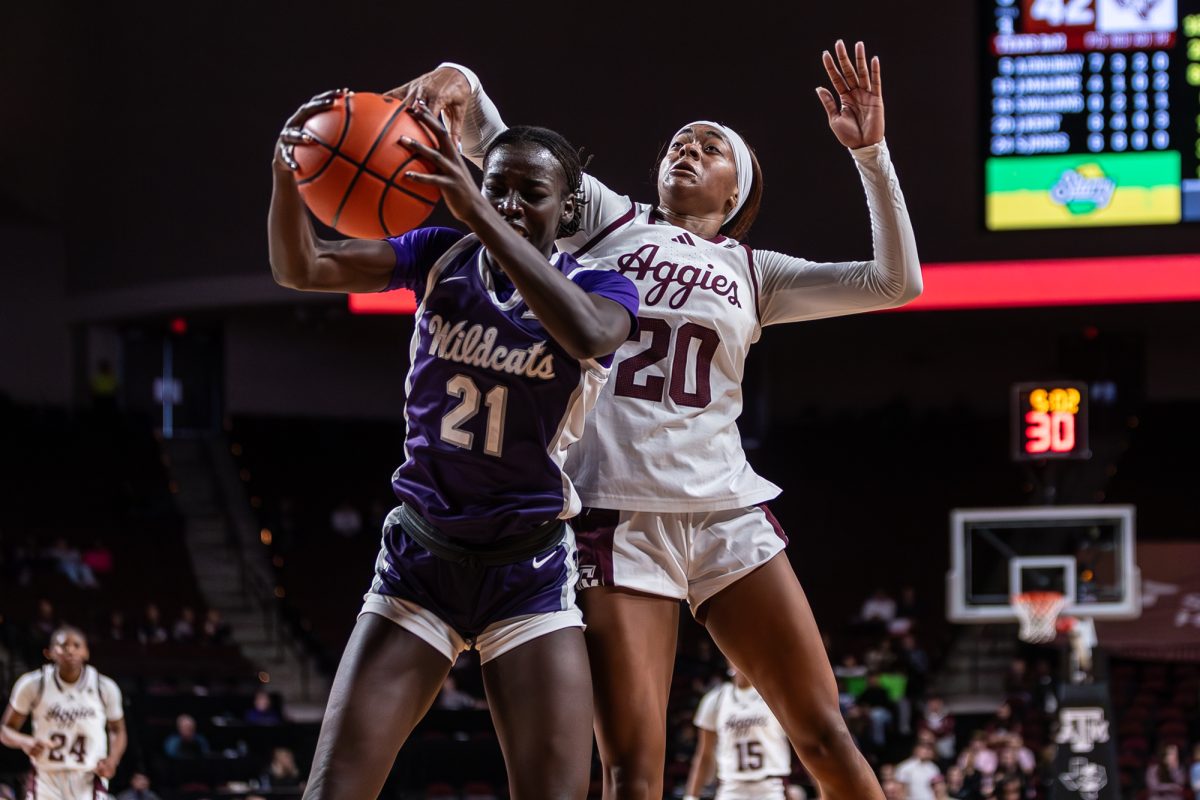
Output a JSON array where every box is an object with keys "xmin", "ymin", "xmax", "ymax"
[{"xmin": 2, "ymin": 2, "xmax": 1199, "ymax": 799}]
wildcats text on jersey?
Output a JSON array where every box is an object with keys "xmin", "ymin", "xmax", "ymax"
[
  {"xmin": 425, "ymin": 314, "xmax": 557, "ymax": 380},
  {"xmin": 615, "ymin": 243, "xmax": 742, "ymax": 309}
]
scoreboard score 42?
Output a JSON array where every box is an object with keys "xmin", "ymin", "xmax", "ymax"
[{"xmin": 1011, "ymin": 381, "xmax": 1092, "ymax": 459}]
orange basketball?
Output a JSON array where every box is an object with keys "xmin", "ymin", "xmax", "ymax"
[{"xmin": 292, "ymin": 92, "xmax": 440, "ymax": 239}]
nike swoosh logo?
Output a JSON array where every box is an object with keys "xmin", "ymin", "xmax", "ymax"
[{"xmin": 532, "ymin": 552, "xmax": 556, "ymax": 569}]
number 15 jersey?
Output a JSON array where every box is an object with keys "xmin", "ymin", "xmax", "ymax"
[{"xmin": 9, "ymin": 666, "xmax": 123, "ymax": 773}]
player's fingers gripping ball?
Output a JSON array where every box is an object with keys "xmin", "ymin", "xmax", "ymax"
[{"xmin": 292, "ymin": 92, "xmax": 441, "ymax": 239}]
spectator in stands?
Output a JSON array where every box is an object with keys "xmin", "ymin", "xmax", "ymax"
[
  {"xmin": 137, "ymin": 604, "xmax": 168, "ymax": 644},
  {"xmin": 892, "ymin": 585, "xmax": 920, "ymax": 636},
  {"xmin": 435, "ymin": 674, "xmax": 485, "ymax": 711},
  {"xmin": 958, "ymin": 732, "xmax": 998, "ymax": 777},
  {"xmin": 82, "ymin": 539, "xmax": 114, "ymax": 578},
  {"xmin": 201, "ymin": 609, "xmax": 232, "ymax": 646},
  {"xmin": 116, "ymin": 772, "xmax": 162, "ymax": 800},
  {"xmin": 244, "ymin": 690, "xmax": 282, "ymax": 726},
  {"xmin": 260, "ymin": 747, "xmax": 303, "ymax": 790},
  {"xmin": 1006, "ymin": 734, "xmax": 1035, "ymax": 774},
  {"xmin": 834, "ymin": 653, "xmax": 868, "ymax": 679},
  {"xmin": 881, "ymin": 777, "xmax": 906, "ymax": 800},
  {"xmin": 865, "ymin": 637, "xmax": 898, "ymax": 673},
  {"xmin": 45, "ymin": 537, "xmax": 99, "ymax": 588},
  {"xmin": 858, "ymin": 672, "xmax": 896, "ymax": 749},
  {"xmin": 993, "ymin": 746, "xmax": 1031, "ymax": 797},
  {"xmin": 1145, "ymin": 743, "xmax": 1186, "ymax": 800},
  {"xmin": 163, "ymin": 714, "xmax": 210, "ymax": 759},
  {"xmin": 895, "ymin": 742, "xmax": 941, "ymax": 800},
  {"xmin": 329, "ymin": 501, "xmax": 363, "ymax": 538},
  {"xmin": 106, "ymin": 610, "xmax": 130, "ymax": 642},
  {"xmin": 943, "ymin": 765, "xmax": 969, "ymax": 799},
  {"xmin": 986, "ymin": 702, "xmax": 1017, "ymax": 741},
  {"xmin": 919, "ymin": 696, "xmax": 957, "ymax": 762},
  {"xmin": 172, "ymin": 607, "xmax": 196, "ymax": 644},
  {"xmin": 997, "ymin": 777, "xmax": 1023, "ymax": 800},
  {"xmin": 1190, "ymin": 743, "xmax": 1200, "ymax": 795},
  {"xmin": 861, "ymin": 588, "xmax": 898, "ymax": 626}
]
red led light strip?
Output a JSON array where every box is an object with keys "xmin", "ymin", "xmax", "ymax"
[{"xmin": 348, "ymin": 254, "xmax": 1200, "ymax": 315}]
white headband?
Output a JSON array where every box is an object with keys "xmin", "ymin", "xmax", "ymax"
[{"xmin": 686, "ymin": 120, "xmax": 752, "ymax": 224}]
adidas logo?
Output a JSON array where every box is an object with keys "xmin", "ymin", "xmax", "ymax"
[{"xmin": 670, "ymin": 232, "xmax": 696, "ymax": 246}]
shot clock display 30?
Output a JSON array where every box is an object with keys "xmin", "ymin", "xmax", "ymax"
[
  {"xmin": 985, "ymin": 0, "xmax": 1200, "ymax": 229},
  {"xmin": 1012, "ymin": 382, "xmax": 1092, "ymax": 460}
]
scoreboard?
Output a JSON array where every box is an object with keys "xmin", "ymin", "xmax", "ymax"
[{"xmin": 985, "ymin": 0, "xmax": 1200, "ymax": 230}]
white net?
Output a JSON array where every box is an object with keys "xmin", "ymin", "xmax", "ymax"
[{"xmin": 1013, "ymin": 591, "xmax": 1067, "ymax": 643}]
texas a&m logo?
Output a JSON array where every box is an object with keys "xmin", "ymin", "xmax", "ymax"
[{"xmin": 1055, "ymin": 707, "xmax": 1110, "ymax": 753}]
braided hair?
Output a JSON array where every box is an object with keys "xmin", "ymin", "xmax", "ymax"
[{"xmin": 485, "ymin": 125, "xmax": 589, "ymax": 237}]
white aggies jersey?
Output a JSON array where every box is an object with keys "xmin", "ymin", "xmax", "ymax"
[
  {"xmin": 446, "ymin": 61, "xmax": 923, "ymax": 513},
  {"xmin": 9, "ymin": 666, "xmax": 122, "ymax": 773},
  {"xmin": 695, "ymin": 682, "xmax": 791, "ymax": 785}
]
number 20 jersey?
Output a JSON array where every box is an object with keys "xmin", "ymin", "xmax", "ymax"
[
  {"xmin": 9, "ymin": 666, "xmax": 122, "ymax": 773},
  {"xmin": 563, "ymin": 204, "xmax": 781, "ymax": 513}
]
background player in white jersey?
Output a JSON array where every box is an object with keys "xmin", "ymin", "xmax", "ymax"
[
  {"xmin": 684, "ymin": 667, "xmax": 799, "ymax": 800},
  {"xmin": 395, "ymin": 37, "xmax": 920, "ymax": 800},
  {"xmin": 1, "ymin": 627, "xmax": 126, "ymax": 800}
]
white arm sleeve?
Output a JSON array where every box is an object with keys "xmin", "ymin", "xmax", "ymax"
[
  {"xmin": 693, "ymin": 685, "xmax": 723, "ymax": 731},
  {"xmin": 99, "ymin": 676, "xmax": 124, "ymax": 721},
  {"xmin": 8, "ymin": 671, "xmax": 41, "ymax": 715},
  {"xmin": 438, "ymin": 63, "xmax": 635, "ymax": 242},
  {"xmin": 755, "ymin": 139, "xmax": 922, "ymax": 327}
]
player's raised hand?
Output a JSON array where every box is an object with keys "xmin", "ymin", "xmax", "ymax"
[
  {"xmin": 386, "ymin": 67, "xmax": 473, "ymax": 146},
  {"xmin": 276, "ymin": 89, "xmax": 350, "ymax": 170},
  {"xmin": 400, "ymin": 104, "xmax": 488, "ymax": 224},
  {"xmin": 816, "ymin": 40, "xmax": 885, "ymax": 149}
]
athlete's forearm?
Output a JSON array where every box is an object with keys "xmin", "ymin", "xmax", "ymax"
[
  {"xmin": 106, "ymin": 724, "xmax": 127, "ymax": 764},
  {"xmin": 268, "ymin": 161, "xmax": 325, "ymax": 290},
  {"xmin": 468, "ymin": 209, "xmax": 630, "ymax": 360},
  {"xmin": 683, "ymin": 751, "xmax": 715, "ymax": 798},
  {"xmin": 0, "ymin": 726, "xmax": 32, "ymax": 751},
  {"xmin": 850, "ymin": 139, "xmax": 922, "ymax": 304},
  {"xmin": 436, "ymin": 63, "xmax": 508, "ymax": 166}
]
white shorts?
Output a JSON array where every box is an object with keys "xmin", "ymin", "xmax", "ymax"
[
  {"xmin": 716, "ymin": 777, "xmax": 787, "ymax": 800},
  {"xmin": 574, "ymin": 505, "xmax": 787, "ymax": 615},
  {"xmin": 361, "ymin": 594, "xmax": 584, "ymax": 665},
  {"xmin": 27, "ymin": 770, "xmax": 107, "ymax": 800}
]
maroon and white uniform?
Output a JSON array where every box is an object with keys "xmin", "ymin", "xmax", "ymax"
[
  {"xmin": 443, "ymin": 62, "xmax": 922, "ymax": 610},
  {"xmin": 9, "ymin": 666, "xmax": 122, "ymax": 800},
  {"xmin": 696, "ymin": 682, "xmax": 792, "ymax": 800}
]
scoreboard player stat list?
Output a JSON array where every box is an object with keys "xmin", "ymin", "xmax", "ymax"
[{"xmin": 985, "ymin": 0, "xmax": 1200, "ymax": 230}]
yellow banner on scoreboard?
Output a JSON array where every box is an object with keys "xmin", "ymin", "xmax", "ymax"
[{"xmin": 986, "ymin": 151, "xmax": 1181, "ymax": 230}]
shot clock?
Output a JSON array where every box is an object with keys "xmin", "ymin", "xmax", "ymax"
[{"xmin": 1012, "ymin": 381, "xmax": 1092, "ymax": 460}]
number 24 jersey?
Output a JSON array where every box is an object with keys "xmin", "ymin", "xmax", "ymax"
[{"xmin": 9, "ymin": 666, "xmax": 123, "ymax": 773}]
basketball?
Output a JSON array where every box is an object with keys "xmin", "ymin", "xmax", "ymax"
[{"xmin": 292, "ymin": 92, "xmax": 440, "ymax": 239}]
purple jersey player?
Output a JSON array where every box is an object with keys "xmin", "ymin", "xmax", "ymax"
[{"xmin": 269, "ymin": 95, "xmax": 637, "ymax": 800}]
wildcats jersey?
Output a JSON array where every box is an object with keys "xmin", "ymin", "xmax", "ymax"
[
  {"xmin": 9, "ymin": 666, "xmax": 122, "ymax": 773},
  {"xmin": 384, "ymin": 228, "xmax": 639, "ymax": 544},
  {"xmin": 694, "ymin": 682, "xmax": 791, "ymax": 785},
  {"xmin": 563, "ymin": 204, "xmax": 780, "ymax": 512}
]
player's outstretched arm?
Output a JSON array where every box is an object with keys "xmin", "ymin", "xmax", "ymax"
[
  {"xmin": 402, "ymin": 105, "xmax": 632, "ymax": 360},
  {"xmin": 754, "ymin": 40, "xmax": 920, "ymax": 325},
  {"xmin": 683, "ymin": 727, "xmax": 718, "ymax": 800},
  {"xmin": 268, "ymin": 90, "xmax": 397, "ymax": 293}
]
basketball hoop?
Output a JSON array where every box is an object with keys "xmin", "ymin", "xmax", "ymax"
[{"xmin": 1013, "ymin": 591, "xmax": 1067, "ymax": 643}]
